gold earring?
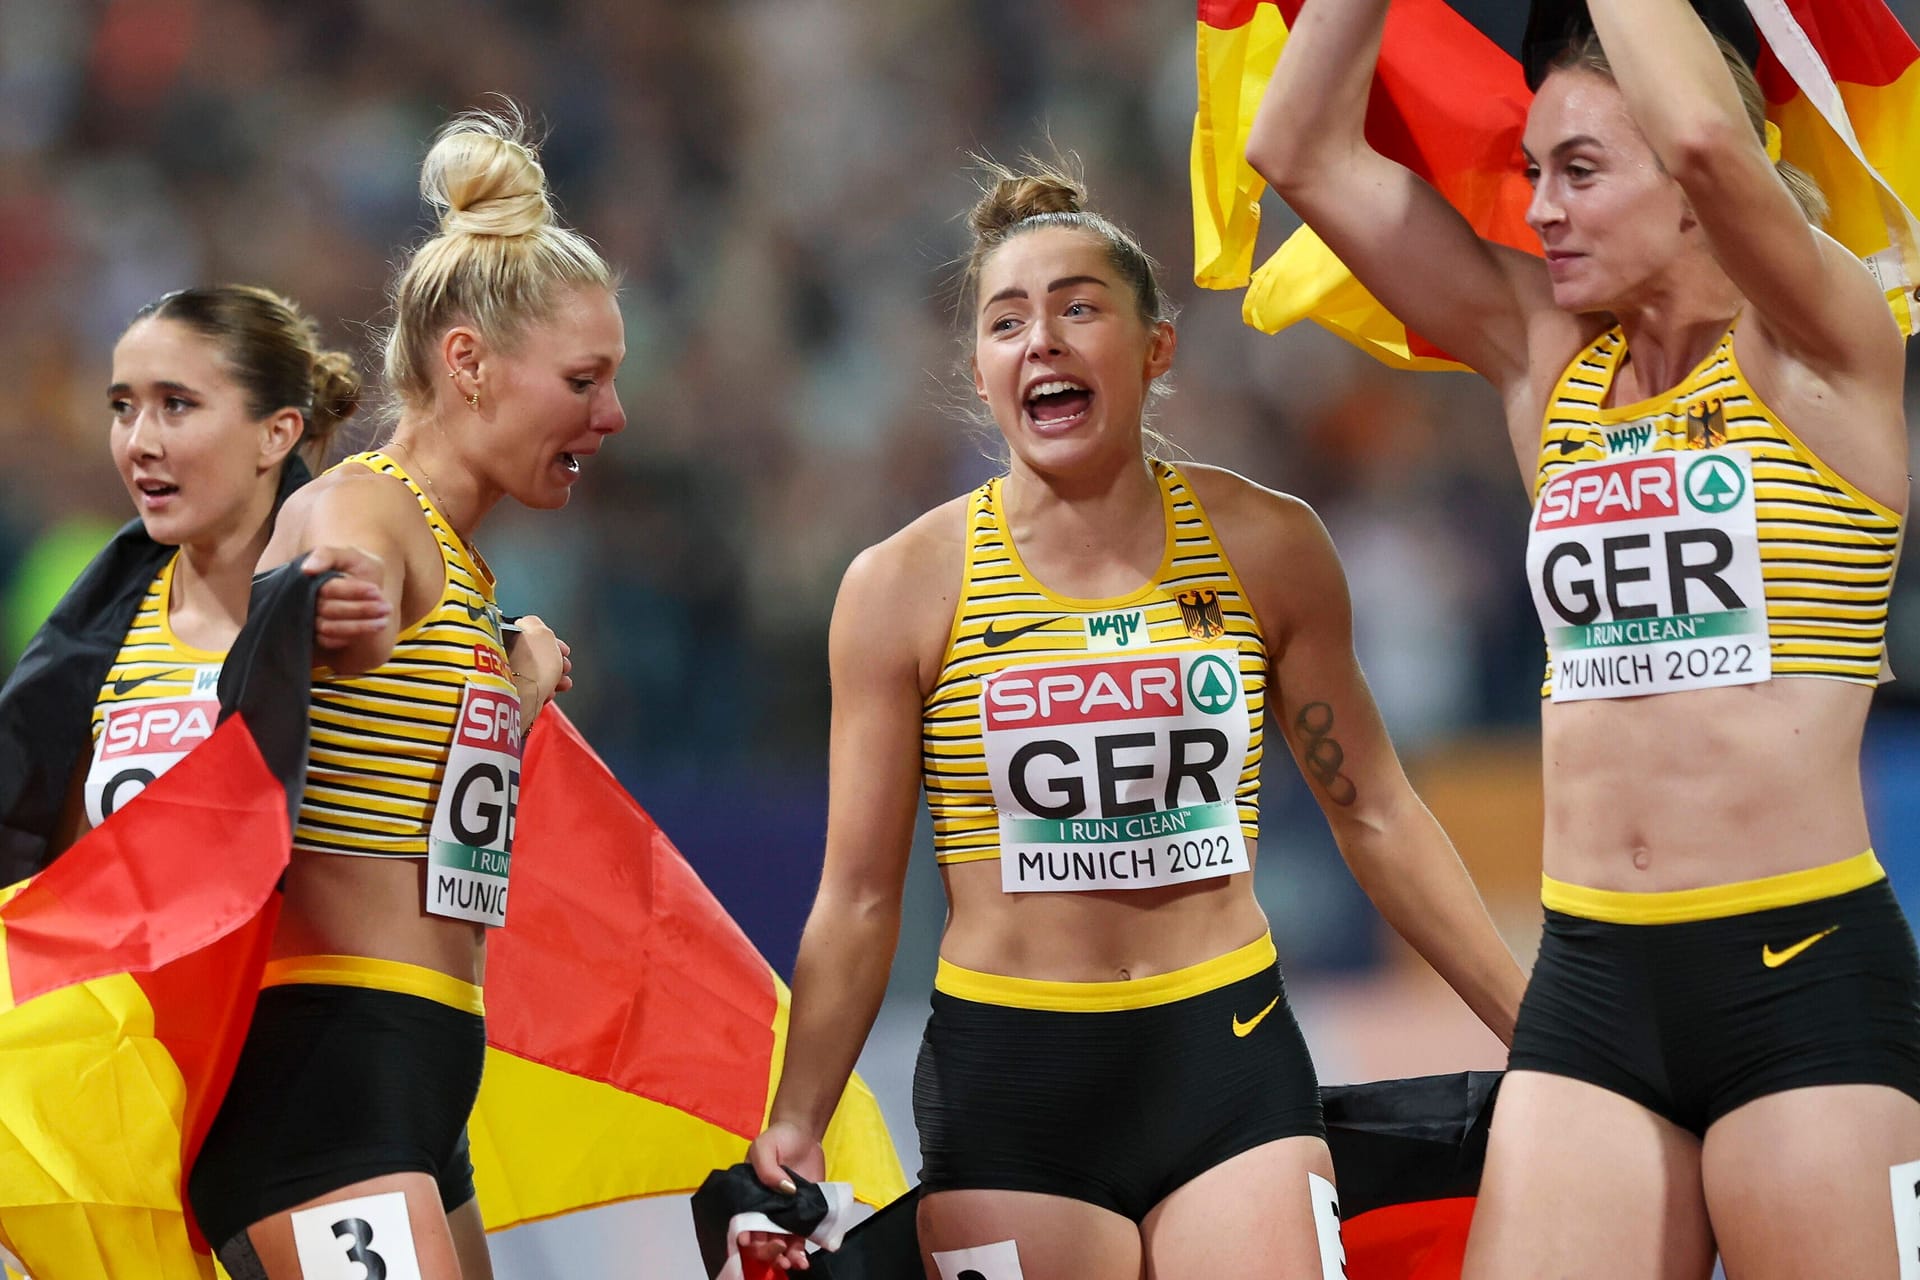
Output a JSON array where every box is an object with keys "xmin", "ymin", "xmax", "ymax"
[{"xmin": 447, "ymin": 369, "xmax": 480, "ymax": 410}]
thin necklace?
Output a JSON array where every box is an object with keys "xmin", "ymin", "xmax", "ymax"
[
  {"xmin": 388, "ymin": 441, "xmax": 446, "ymax": 512},
  {"xmin": 389, "ymin": 442, "xmax": 475, "ymax": 554}
]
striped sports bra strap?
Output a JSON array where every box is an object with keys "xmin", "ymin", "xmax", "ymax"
[{"xmin": 349, "ymin": 450, "xmax": 437, "ymax": 520}]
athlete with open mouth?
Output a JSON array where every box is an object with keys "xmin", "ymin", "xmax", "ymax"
[
  {"xmin": 742, "ymin": 159, "xmax": 1523, "ymax": 1280},
  {"xmin": 184, "ymin": 104, "xmax": 624, "ymax": 1280}
]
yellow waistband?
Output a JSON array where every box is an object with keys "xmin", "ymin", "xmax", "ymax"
[
  {"xmin": 934, "ymin": 932, "xmax": 1276, "ymax": 1012},
  {"xmin": 262, "ymin": 954, "xmax": 485, "ymax": 1016},
  {"xmin": 1542, "ymin": 850, "xmax": 1884, "ymax": 925}
]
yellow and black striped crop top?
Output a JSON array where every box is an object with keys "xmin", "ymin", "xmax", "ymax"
[
  {"xmin": 1532, "ymin": 322, "xmax": 1901, "ymax": 697},
  {"xmin": 294, "ymin": 451, "xmax": 518, "ymax": 857},
  {"xmin": 923, "ymin": 462, "xmax": 1268, "ymax": 865},
  {"xmin": 84, "ymin": 553, "xmax": 226, "ymax": 827}
]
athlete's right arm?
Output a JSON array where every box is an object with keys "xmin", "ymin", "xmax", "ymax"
[
  {"xmin": 259, "ymin": 474, "xmax": 417, "ymax": 677},
  {"xmin": 747, "ymin": 536, "xmax": 931, "ymax": 1210},
  {"xmin": 1245, "ymin": 0, "xmax": 1547, "ymax": 394}
]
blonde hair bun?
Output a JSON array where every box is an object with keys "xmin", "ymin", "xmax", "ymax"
[
  {"xmin": 423, "ymin": 106, "xmax": 553, "ymax": 239},
  {"xmin": 382, "ymin": 98, "xmax": 613, "ymax": 411}
]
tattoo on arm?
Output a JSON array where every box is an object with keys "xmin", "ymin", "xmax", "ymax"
[{"xmin": 1294, "ymin": 701, "xmax": 1357, "ymax": 807}]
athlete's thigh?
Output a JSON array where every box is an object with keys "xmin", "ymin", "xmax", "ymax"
[
  {"xmin": 1141, "ymin": 1135, "xmax": 1338, "ymax": 1280},
  {"xmin": 1705, "ymin": 1084, "xmax": 1920, "ymax": 1280},
  {"xmin": 237, "ymin": 1171, "xmax": 463, "ymax": 1280},
  {"xmin": 918, "ymin": 1188, "xmax": 1141, "ymax": 1280},
  {"xmin": 446, "ymin": 1194, "xmax": 493, "ymax": 1279},
  {"xmin": 1463, "ymin": 1071, "xmax": 1715, "ymax": 1280}
]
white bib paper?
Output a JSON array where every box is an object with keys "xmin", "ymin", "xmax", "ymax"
[
  {"xmin": 933, "ymin": 1240, "xmax": 1024, "ymax": 1280},
  {"xmin": 982, "ymin": 649, "xmax": 1250, "ymax": 893},
  {"xmin": 1891, "ymin": 1157, "xmax": 1920, "ymax": 1280},
  {"xmin": 427, "ymin": 683, "xmax": 522, "ymax": 927},
  {"xmin": 1309, "ymin": 1172, "xmax": 1348, "ymax": 1280},
  {"xmin": 84, "ymin": 664, "xmax": 222, "ymax": 826},
  {"xmin": 290, "ymin": 1191, "xmax": 422, "ymax": 1280},
  {"xmin": 1528, "ymin": 448, "xmax": 1770, "ymax": 702}
]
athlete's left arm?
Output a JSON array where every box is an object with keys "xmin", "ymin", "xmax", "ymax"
[
  {"xmin": 1236, "ymin": 484, "xmax": 1524, "ymax": 1042},
  {"xmin": 1587, "ymin": 0, "xmax": 1905, "ymax": 376}
]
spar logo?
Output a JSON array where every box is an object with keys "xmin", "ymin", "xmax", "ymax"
[
  {"xmin": 455, "ymin": 688, "xmax": 522, "ymax": 752},
  {"xmin": 99, "ymin": 697, "xmax": 216, "ymax": 761},
  {"xmin": 1536, "ymin": 458, "xmax": 1678, "ymax": 530},
  {"xmin": 1685, "ymin": 455, "xmax": 1744, "ymax": 513},
  {"xmin": 1186, "ymin": 654, "xmax": 1239, "ymax": 714},
  {"xmin": 984, "ymin": 655, "xmax": 1182, "ymax": 730}
]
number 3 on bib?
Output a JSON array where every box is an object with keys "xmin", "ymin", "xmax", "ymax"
[
  {"xmin": 289, "ymin": 1192, "xmax": 422, "ymax": 1280},
  {"xmin": 427, "ymin": 683, "xmax": 522, "ymax": 927}
]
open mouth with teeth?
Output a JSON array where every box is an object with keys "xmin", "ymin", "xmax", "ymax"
[
  {"xmin": 559, "ymin": 452, "xmax": 581, "ymax": 474},
  {"xmin": 1025, "ymin": 379, "xmax": 1093, "ymax": 430},
  {"xmin": 136, "ymin": 479, "xmax": 179, "ymax": 501}
]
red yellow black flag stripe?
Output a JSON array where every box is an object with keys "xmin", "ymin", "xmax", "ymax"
[{"xmin": 1194, "ymin": 0, "xmax": 1920, "ymax": 365}]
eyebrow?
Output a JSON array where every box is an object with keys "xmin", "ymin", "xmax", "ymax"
[
  {"xmin": 1521, "ymin": 135, "xmax": 1605, "ymax": 163},
  {"xmin": 107, "ymin": 379, "xmax": 201, "ymax": 397},
  {"xmin": 982, "ymin": 274, "xmax": 1112, "ymax": 309}
]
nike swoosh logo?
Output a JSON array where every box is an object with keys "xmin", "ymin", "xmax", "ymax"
[
  {"xmin": 111, "ymin": 666, "xmax": 185, "ymax": 696},
  {"xmin": 1763, "ymin": 925, "xmax": 1840, "ymax": 968},
  {"xmin": 464, "ymin": 600, "xmax": 494, "ymax": 622},
  {"xmin": 1557, "ymin": 438, "xmax": 1587, "ymax": 455},
  {"xmin": 1232, "ymin": 995, "xmax": 1280, "ymax": 1038},
  {"xmin": 981, "ymin": 616, "xmax": 1063, "ymax": 648}
]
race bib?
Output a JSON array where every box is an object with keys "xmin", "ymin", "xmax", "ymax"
[
  {"xmin": 427, "ymin": 683, "xmax": 521, "ymax": 927},
  {"xmin": 1529, "ymin": 449, "xmax": 1770, "ymax": 702},
  {"xmin": 982, "ymin": 650, "xmax": 1251, "ymax": 893},
  {"xmin": 85, "ymin": 664, "xmax": 222, "ymax": 826}
]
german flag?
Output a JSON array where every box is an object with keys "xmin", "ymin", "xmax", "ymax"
[
  {"xmin": 469, "ymin": 708, "xmax": 906, "ymax": 1230},
  {"xmin": 1193, "ymin": 0, "xmax": 1920, "ymax": 365},
  {"xmin": 1192, "ymin": 0, "xmax": 1533, "ymax": 369},
  {"xmin": 0, "ymin": 507, "xmax": 901, "ymax": 1274},
  {"xmin": 0, "ymin": 559, "xmax": 316, "ymax": 1279},
  {"xmin": 1, "ymin": 545, "xmax": 898, "ymax": 1274},
  {"xmin": 1752, "ymin": 0, "xmax": 1920, "ymax": 333},
  {"xmin": 1321, "ymin": 1073, "xmax": 1497, "ymax": 1279}
]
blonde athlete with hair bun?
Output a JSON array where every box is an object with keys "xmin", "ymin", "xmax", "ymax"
[
  {"xmin": 185, "ymin": 106, "xmax": 626, "ymax": 1280},
  {"xmin": 1253, "ymin": 1, "xmax": 1919, "ymax": 1277},
  {"xmin": 743, "ymin": 161, "xmax": 1524, "ymax": 1279}
]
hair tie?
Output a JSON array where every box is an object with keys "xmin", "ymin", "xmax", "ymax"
[{"xmin": 1764, "ymin": 120, "xmax": 1783, "ymax": 165}]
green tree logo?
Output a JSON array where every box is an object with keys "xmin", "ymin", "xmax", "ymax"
[
  {"xmin": 1685, "ymin": 455, "xmax": 1745, "ymax": 513},
  {"xmin": 1187, "ymin": 654, "xmax": 1239, "ymax": 714}
]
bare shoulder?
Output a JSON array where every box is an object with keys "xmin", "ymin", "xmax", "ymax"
[
  {"xmin": 832, "ymin": 493, "xmax": 971, "ymax": 691},
  {"xmin": 278, "ymin": 463, "xmax": 418, "ymax": 542},
  {"xmin": 1181, "ymin": 462, "xmax": 1329, "ymax": 553},
  {"xmin": 262, "ymin": 461, "xmax": 432, "ymax": 571},
  {"xmin": 1179, "ymin": 463, "xmax": 1345, "ymax": 644}
]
